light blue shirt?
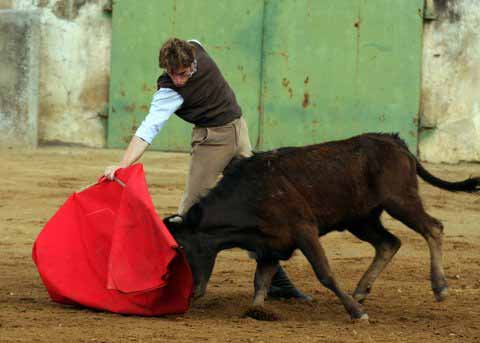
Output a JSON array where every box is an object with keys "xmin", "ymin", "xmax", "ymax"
[
  {"xmin": 134, "ymin": 39, "xmax": 203, "ymax": 144},
  {"xmin": 134, "ymin": 88, "xmax": 183, "ymax": 144}
]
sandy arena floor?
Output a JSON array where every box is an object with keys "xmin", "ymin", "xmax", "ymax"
[{"xmin": 1, "ymin": 147, "xmax": 479, "ymax": 342}]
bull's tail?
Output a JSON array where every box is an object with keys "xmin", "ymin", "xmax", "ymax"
[
  {"xmin": 374, "ymin": 132, "xmax": 480, "ymax": 193},
  {"xmin": 416, "ymin": 160, "xmax": 480, "ymax": 193}
]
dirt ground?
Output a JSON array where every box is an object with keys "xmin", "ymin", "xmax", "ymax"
[{"xmin": 1, "ymin": 147, "xmax": 480, "ymax": 343}]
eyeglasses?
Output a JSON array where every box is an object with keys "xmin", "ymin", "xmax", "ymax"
[
  {"xmin": 167, "ymin": 60, "xmax": 197, "ymax": 79},
  {"xmin": 168, "ymin": 68, "xmax": 193, "ymax": 78}
]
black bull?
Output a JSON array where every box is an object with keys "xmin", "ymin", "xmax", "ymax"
[{"xmin": 164, "ymin": 133, "xmax": 480, "ymax": 320}]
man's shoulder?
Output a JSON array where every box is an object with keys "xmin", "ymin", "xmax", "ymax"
[
  {"xmin": 188, "ymin": 39, "xmax": 203, "ymax": 47},
  {"xmin": 188, "ymin": 39, "xmax": 207, "ymax": 54}
]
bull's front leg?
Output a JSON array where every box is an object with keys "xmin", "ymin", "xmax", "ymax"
[
  {"xmin": 252, "ymin": 259, "xmax": 279, "ymax": 307},
  {"xmin": 244, "ymin": 259, "xmax": 282, "ymax": 321},
  {"xmin": 297, "ymin": 226, "xmax": 368, "ymax": 321}
]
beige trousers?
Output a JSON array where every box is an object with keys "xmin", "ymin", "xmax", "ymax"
[{"xmin": 178, "ymin": 117, "xmax": 253, "ymax": 215}]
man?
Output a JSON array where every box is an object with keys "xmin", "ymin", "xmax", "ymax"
[{"xmin": 104, "ymin": 38, "xmax": 309, "ymax": 300}]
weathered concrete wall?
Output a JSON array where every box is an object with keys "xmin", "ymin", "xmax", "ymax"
[
  {"xmin": 0, "ymin": 10, "xmax": 39, "ymax": 148},
  {"xmin": 420, "ymin": 0, "xmax": 480, "ymax": 163},
  {"xmin": 11, "ymin": 0, "xmax": 111, "ymax": 147}
]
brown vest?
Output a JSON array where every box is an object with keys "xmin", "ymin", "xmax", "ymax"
[{"xmin": 157, "ymin": 42, "xmax": 242, "ymax": 127}]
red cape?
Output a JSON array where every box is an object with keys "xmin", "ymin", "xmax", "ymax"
[{"xmin": 32, "ymin": 164, "xmax": 193, "ymax": 316}]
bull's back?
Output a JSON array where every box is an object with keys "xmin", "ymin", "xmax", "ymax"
[
  {"xmin": 204, "ymin": 133, "xmax": 411, "ymax": 231},
  {"xmin": 258, "ymin": 134, "xmax": 410, "ymax": 227}
]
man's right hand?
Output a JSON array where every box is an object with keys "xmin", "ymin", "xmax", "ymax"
[
  {"xmin": 103, "ymin": 135, "xmax": 150, "ymax": 181},
  {"xmin": 104, "ymin": 165, "xmax": 121, "ymax": 180}
]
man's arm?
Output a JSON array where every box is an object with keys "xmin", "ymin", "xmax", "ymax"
[
  {"xmin": 104, "ymin": 88, "xmax": 183, "ymax": 180},
  {"xmin": 104, "ymin": 136, "xmax": 149, "ymax": 180}
]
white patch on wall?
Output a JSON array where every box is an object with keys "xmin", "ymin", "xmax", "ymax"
[
  {"xmin": 420, "ymin": 0, "xmax": 480, "ymax": 162},
  {"xmin": 12, "ymin": 0, "xmax": 111, "ymax": 147}
]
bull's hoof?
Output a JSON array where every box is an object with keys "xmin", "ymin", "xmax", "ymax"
[
  {"xmin": 434, "ymin": 286, "xmax": 448, "ymax": 302},
  {"xmin": 243, "ymin": 306, "xmax": 281, "ymax": 321},
  {"xmin": 192, "ymin": 286, "xmax": 206, "ymax": 300},
  {"xmin": 352, "ymin": 313, "xmax": 370, "ymax": 323}
]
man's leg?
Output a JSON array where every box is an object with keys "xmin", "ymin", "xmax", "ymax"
[
  {"xmin": 178, "ymin": 125, "xmax": 236, "ymax": 216},
  {"xmin": 268, "ymin": 265, "xmax": 312, "ymax": 301},
  {"xmin": 235, "ymin": 117, "xmax": 253, "ymax": 158}
]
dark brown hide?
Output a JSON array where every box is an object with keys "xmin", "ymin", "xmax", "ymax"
[{"xmin": 166, "ymin": 133, "xmax": 480, "ymax": 320}]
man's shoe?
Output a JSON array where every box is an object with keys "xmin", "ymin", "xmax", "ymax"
[
  {"xmin": 268, "ymin": 266, "xmax": 313, "ymax": 301},
  {"xmin": 168, "ymin": 215, "xmax": 184, "ymax": 224},
  {"xmin": 164, "ymin": 214, "xmax": 184, "ymax": 224}
]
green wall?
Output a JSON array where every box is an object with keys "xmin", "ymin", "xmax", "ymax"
[{"xmin": 108, "ymin": 0, "xmax": 424, "ymax": 152}]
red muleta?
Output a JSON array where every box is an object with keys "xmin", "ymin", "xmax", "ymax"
[{"xmin": 32, "ymin": 164, "xmax": 193, "ymax": 316}]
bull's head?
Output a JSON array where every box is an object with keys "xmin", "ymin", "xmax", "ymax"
[{"xmin": 163, "ymin": 204, "xmax": 217, "ymax": 299}]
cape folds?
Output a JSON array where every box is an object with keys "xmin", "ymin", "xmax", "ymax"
[{"xmin": 32, "ymin": 164, "xmax": 193, "ymax": 316}]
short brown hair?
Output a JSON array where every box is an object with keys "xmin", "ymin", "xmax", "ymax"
[{"xmin": 159, "ymin": 38, "xmax": 196, "ymax": 71}]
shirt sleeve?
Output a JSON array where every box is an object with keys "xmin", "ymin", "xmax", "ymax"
[{"xmin": 134, "ymin": 88, "xmax": 184, "ymax": 144}]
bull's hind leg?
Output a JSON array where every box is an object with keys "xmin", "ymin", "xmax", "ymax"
[
  {"xmin": 297, "ymin": 227, "xmax": 368, "ymax": 320},
  {"xmin": 349, "ymin": 217, "xmax": 401, "ymax": 303},
  {"xmin": 385, "ymin": 195, "xmax": 447, "ymax": 301}
]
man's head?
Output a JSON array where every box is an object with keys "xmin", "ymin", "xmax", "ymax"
[{"xmin": 159, "ymin": 38, "xmax": 196, "ymax": 87}]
